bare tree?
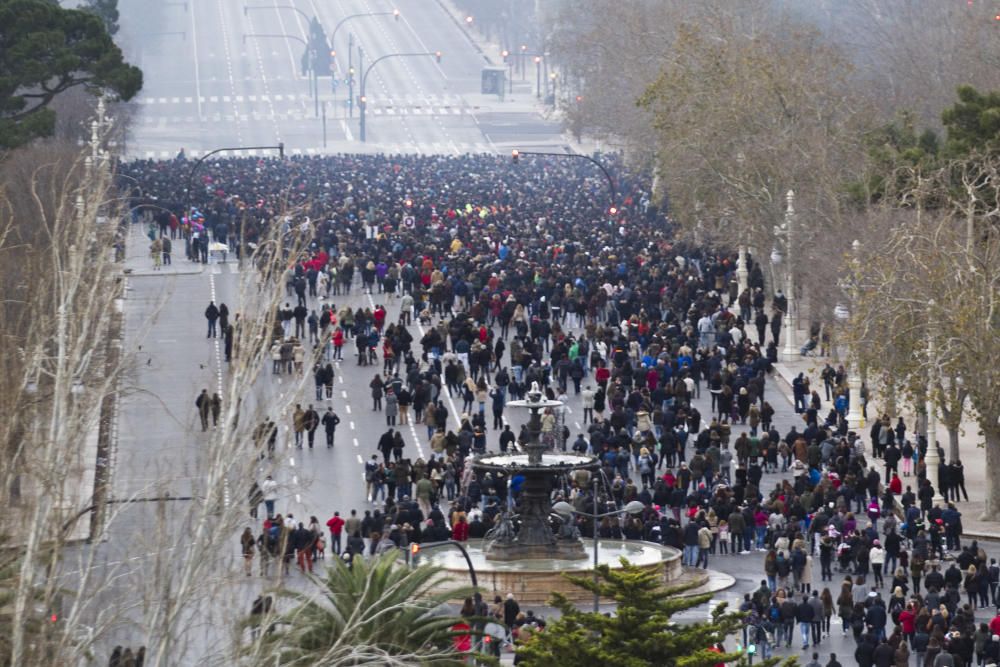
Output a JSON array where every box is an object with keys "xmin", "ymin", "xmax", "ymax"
[
  {"xmin": 848, "ymin": 157, "xmax": 1000, "ymax": 517},
  {"xmin": 0, "ymin": 138, "xmax": 134, "ymax": 663}
]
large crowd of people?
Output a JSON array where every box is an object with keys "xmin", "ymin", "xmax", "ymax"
[{"xmin": 122, "ymin": 152, "xmax": 994, "ymax": 664}]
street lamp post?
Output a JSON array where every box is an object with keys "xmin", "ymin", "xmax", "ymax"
[
  {"xmin": 501, "ymin": 50, "xmax": 513, "ymax": 95},
  {"xmin": 534, "ymin": 56, "xmax": 542, "ymax": 98},
  {"xmin": 736, "ymin": 245, "xmax": 749, "ymax": 295},
  {"xmin": 360, "ymin": 51, "xmax": 442, "ymax": 142},
  {"xmin": 331, "ymin": 9, "xmax": 399, "ymax": 50},
  {"xmin": 925, "ymin": 300, "xmax": 945, "ymax": 507},
  {"xmin": 845, "ymin": 239, "xmax": 864, "ymax": 432},
  {"xmin": 243, "ymin": 7, "xmax": 322, "ymax": 114},
  {"xmin": 553, "ymin": 481, "xmax": 644, "ymax": 612},
  {"xmin": 243, "ymin": 33, "xmax": 311, "ymax": 104},
  {"xmin": 329, "ymin": 11, "xmax": 399, "ymax": 118},
  {"xmin": 511, "ymin": 149, "xmax": 617, "ymax": 215},
  {"xmin": 408, "ymin": 540, "xmax": 478, "ymax": 588},
  {"xmin": 779, "ymin": 189, "xmax": 799, "ymax": 360},
  {"xmin": 347, "ymin": 34, "xmax": 355, "ymax": 118},
  {"xmin": 244, "ymin": 3, "xmax": 311, "ymax": 24}
]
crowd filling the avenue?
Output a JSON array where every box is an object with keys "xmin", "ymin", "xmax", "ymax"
[{"xmin": 121, "ymin": 153, "xmax": 997, "ymax": 666}]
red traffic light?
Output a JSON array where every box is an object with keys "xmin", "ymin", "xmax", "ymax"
[
  {"xmin": 609, "ymin": 206, "xmax": 618, "ymax": 216},
  {"xmin": 435, "ymin": 51, "xmax": 442, "ymax": 63},
  {"xmin": 511, "ymin": 149, "xmax": 519, "ymax": 163},
  {"xmin": 410, "ymin": 543, "xmax": 420, "ymax": 555}
]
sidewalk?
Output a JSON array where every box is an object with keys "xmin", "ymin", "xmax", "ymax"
[
  {"xmin": 770, "ymin": 327, "xmax": 998, "ymax": 539},
  {"xmin": 123, "ymin": 222, "xmax": 204, "ymax": 277}
]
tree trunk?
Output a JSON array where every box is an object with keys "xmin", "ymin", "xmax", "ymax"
[
  {"xmin": 947, "ymin": 427, "xmax": 960, "ymax": 464},
  {"xmin": 981, "ymin": 426, "xmax": 1000, "ymax": 521},
  {"xmin": 884, "ymin": 376, "xmax": 897, "ymax": 420}
]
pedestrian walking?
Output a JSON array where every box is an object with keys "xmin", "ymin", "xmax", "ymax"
[
  {"xmin": 195, "ymin": 388, "xmax": 210, "ymax": 431},
  {"xmin": 205, "ymin": 301, "xmax": 220, "ymax": 338},
  {"xmin": 321, "ymin": 407, "xmax": 340, "ymax": 448},
  {"xmin": 261, "ymin": 475, "xmax": 277, "ymax": 517},
  {"xmin": 240, "ymin": 527, "xmax": 255, "ymax": 576}
]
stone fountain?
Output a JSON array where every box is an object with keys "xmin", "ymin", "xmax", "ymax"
[
  {"xmin": 422, "ymin": 382, "xmax": 689, "ymax": 604},
  {"xmin": 473, "ymin": 382, "xmax": 599, "ymax": 561}
]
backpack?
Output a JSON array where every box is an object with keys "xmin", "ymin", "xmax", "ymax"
[{"xmin": 889, "ymin": 600, "xmax": 903, "ymax": 624}]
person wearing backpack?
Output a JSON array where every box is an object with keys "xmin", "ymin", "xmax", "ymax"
[
  {"xmin": 637, "ymin": 448, "xmax": 655, "ymax": 488},
  {"xmin": 777, "ymin": 551, "xmax": 792, "ymax": 591}
]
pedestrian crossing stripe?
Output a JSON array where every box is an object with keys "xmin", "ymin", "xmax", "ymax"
[
  {"xmin": 135, "ymin": 106, "xmax": 472, "ymax": 127},
  {"xmin": 140, "ymin": 143, "xmax": 497, "ymax": 159},
  {"xmin": 134, "ymin": 93, "xmax": 466, "ymax": 107}
]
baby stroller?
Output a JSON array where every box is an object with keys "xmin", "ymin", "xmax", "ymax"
[
  {"xmin": 800, "ymin": 336, "xmax": 818, "ymax": 357},
  {"xmin": 836, "ymin": 541, "xmax": 853, "ymax": 573}
]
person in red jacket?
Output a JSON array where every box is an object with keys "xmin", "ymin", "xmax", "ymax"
[
  {"xmin": 451, "ymin": 514, "xmax": 470, "ymax": 542},
  {"xmin": 889, "ymin": 472, "xmax": 903, "ymax": 495},
  {"xmin": 595, "ymin": 364, "xmax": 611, "ymax": 388},
  {"xmin": 332, "ymin": 328, "xmax": 344, "ymax": 361},
  {"xmin": 326, "ymin": 512, "xmax": 345, "ymax": 555},
  {"xmin": 989, "ymin": 610, "xmax": 1000, "ymax": 637},
  {"xmin": 898, "ymin": 602, "xmax": 917, "ymax": 642}
]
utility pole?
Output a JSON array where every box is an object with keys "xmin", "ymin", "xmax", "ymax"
[
  {"xmin": 360, "ymin": 51, "xmax": 443, "ymax": 142},
  {"xmin": 925, "ymin": 301, "xmax": 945, "ymax": 507},
  {"xmin": 780, "ymin": 189, "xmax": 799, "ymax": 361},
  {"xmin": 348, "ymin": 33, "xmax": 354, "ymax": 118},
  {"xmin": 321, "ymin": 101, "xmax": 327, "ymax": 148},
  {"xmin": 357, "ymin": 45, "xmax": 364, "ymax": 128}
]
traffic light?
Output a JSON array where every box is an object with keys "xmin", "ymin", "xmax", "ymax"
[
  {"xmin": 511, "ymin": 149, "xmax": 519, "ymax": 163},
  {"xmin": 409, "ymin": 542, "xmax": 420, "ymax": 565},
  {"xmin": 435, "ymin": 51, "xmax": 442, "ymax": 63}
]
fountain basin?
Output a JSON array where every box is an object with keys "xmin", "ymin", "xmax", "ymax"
[
  {"xmin": 474, "ymin": 452, "xmax": 600, "ymax": 473},
  {"xmin": 423, "ymin": 538, "xmax": 683, "ymax": 605}
]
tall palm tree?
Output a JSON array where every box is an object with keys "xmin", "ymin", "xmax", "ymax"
[{"xmin": 244, "ymin": 552, "xmax": 479, "ymax": 666}]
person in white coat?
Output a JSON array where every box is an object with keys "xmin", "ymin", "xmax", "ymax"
[{"xmin": 262, "ymin": 475, "xmax": 278, "ymax": 517}]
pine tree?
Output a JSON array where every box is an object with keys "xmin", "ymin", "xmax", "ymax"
[
  {"xmin": 0, "ymin": 0, "xmax": 141, "ymax": 149},
  {"xmin": 514, "ymin": 558, "xmax": 787, "ymax": 667}
]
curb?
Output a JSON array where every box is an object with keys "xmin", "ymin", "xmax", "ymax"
[
  {"xmin": 675, "ymin": 567, "xmax": 736, "ymax": 597},
  {"xmin": 124, "ymin": 266, "xmax": 205, "ymax": 277},
  {"xmin": 959, "ymin": 530, "xmax": 1000, "ymax": 543}
]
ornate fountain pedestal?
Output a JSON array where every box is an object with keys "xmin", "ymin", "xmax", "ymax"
[
  {"xmin": 420, "ymin": 383, "xmax": 696, "ymax": 605},
  {"xmin": 475, "ymin": 453, "xmax": 597, "ymax": 561},
  {"xmin": 473, "ymin": 384, "xmax": 598, "ymax": 562}
]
